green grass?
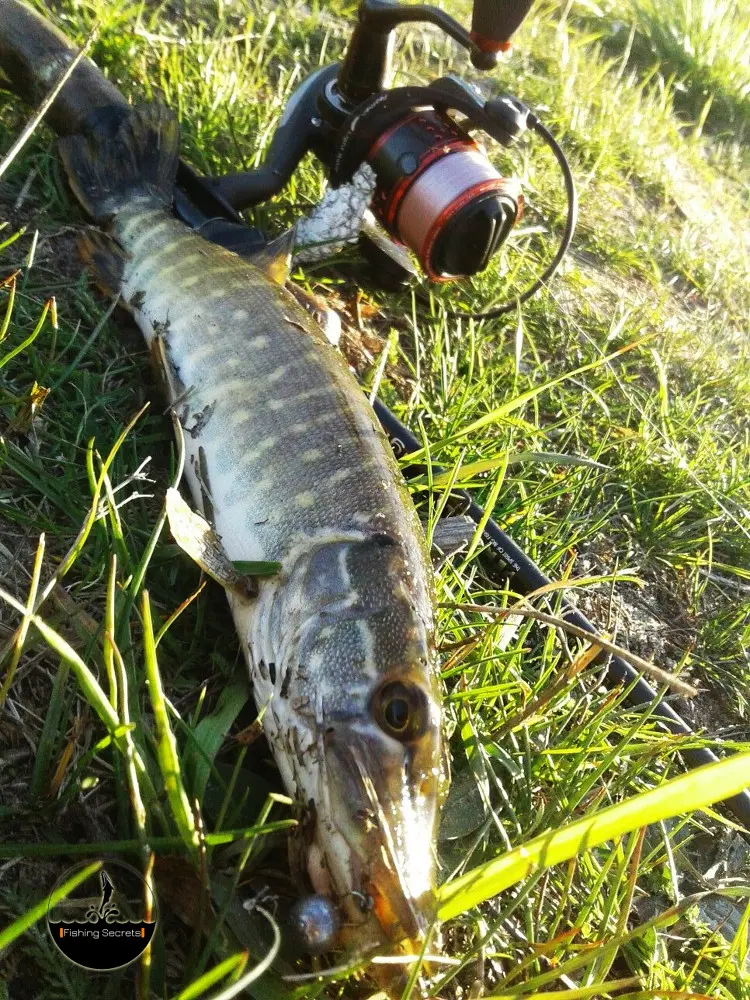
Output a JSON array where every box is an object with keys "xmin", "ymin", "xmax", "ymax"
[
  {"xmin": 579, "ymin": 0, "xmax": 750, "ymax": 139},
  {"xmin": 1, "ymin": 0, "xmax": 749, "ymax": 998}
]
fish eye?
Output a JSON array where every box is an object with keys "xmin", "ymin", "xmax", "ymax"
[
  {"xmin": 385, "ymin": 697, "xmax": 409, "ymax": 731},
  {"xmin": 372, "ymin": 680, "xmax": 429, "ymax": 742}
]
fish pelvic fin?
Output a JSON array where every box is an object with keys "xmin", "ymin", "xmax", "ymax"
[{"xmin": 59, "ymin": 103, "xmax": 180, "ymax": 223}]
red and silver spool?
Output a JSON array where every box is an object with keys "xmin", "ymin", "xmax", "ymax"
[{"xmin": 367, "ymin": 110, "xmax": 522, "ymax": 281}]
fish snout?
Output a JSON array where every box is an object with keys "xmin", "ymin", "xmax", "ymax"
[{"xmin": 306, "ymin": 689, "xmax": 442, "ymax": 958}]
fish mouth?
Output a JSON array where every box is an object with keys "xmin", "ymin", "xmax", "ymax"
[{"xmin": 306, "ymin": 715, "xmax": 443, "ymax": 961}]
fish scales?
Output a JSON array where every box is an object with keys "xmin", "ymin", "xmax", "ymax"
[
  {"xmin": 119, "ymin": 206, "xmax": 416, "ymax": 562},
  {"xmin": 59, "ymin": 103, "xmax": 445, "ymax": 969}
]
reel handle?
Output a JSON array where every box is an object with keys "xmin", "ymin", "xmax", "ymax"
[
  {"xmin": 470, "ymin": 0, "xmax": 536, "ymax": 61},
  {"xmin": 338, "ymin": 0, "xmax": 499, "ymax": 103}
]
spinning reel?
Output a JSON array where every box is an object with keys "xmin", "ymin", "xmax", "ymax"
[{"xmin": 179, "ymin": 0, "xmax": 578, "ymax": 318}]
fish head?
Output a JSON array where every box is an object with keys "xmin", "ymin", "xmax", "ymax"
[
  {"xmin": 282, "ymin": 530, "xmax": 445, "ymax": 961},
  {"xmin": 315, "ymin": 665, "xmax": 444, "ymax": 952}
]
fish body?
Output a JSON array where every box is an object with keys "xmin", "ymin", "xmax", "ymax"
[{"xmin": 59, "ymin": 105, "xmax": 444, "ymax": 958}]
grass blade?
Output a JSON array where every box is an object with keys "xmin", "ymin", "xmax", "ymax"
[
  {"xmin": 198, "ymin": 906, "xmax": 280, "ymax": 1000},
  {"xmin": 0, "ymin": 584, "xmax": 120, "ymax": 732},
  {"xmin": 408, "ymin": 335, "xmax": 656, "ymax": 457},
  {"xmin": 492, "ymin": 978, "xmax": 640, "ymax": 1000},
  {"xmin": 0, "ymin": 297, "xmax": 51, "ymax": 371},
  {"xmin": 0, "ymin": 860, "xmax": 101, "ymax": 951},
  {"xmin": 0, "ymin": 821, "xmax": 297, "ymax": 859},
  {"xmin": 0, "ymin": 532, "xmax": 45, "ymax": 710},
  {"xmin": 173, "ymin": 951, "xmax": 250, "ymax": 1000},
  {"xmin": 438, "ymin": 750, "xmax": 750, "ymax": 920},
  {"xmin": 141, "ymin": 589, "xmax": 199, "ymax": 851},
  {"xmin": 0, "ymin": 270, "xmax": 18, "ymax": 342},
  {"xmin": 184, "ymin": 681, "xmax": 249, "ymax": 804}
]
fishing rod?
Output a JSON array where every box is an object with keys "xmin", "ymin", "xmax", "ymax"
[
  {"xmin": 374, "ymin": 402, "xmax": 750, "ymax": 827},
  {"xmin": 1, "ymin": 0, "xmax": 748, "ymax": 828}
]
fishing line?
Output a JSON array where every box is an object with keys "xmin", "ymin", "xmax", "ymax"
[{"xmin": 205, "ymin": 904, "xmax": 281, "ymax": 1000}]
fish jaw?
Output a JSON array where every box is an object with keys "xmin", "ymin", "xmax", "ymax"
[
  {"xmin": 318, "ymin": 704, "xmax": 443, "ymax": 952},
  {"xmin": 236, "ymin": 529, "xmax": 444, "ymax": 958}
]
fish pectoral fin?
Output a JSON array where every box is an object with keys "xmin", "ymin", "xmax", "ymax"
[
  {"xmin": 429, "ymin": 515, "xmax": 477, "ymax": 567},
  {"xmin": 249, "ymin": 225, "xmax": 297, "ymax": 285},
  {"xmin": 77, "ymin": 229, "xmax": 128, "ymax": 297},
  {"xmin": 165, "ymin": 487, "xmax": 259, "ymax": 598}
]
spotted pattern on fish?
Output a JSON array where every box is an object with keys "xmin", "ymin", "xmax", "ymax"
[{"xmin": 59, "ymin": 103, "xmax": 444, "ymax": 966}]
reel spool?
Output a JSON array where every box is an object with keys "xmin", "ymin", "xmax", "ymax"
[
  {"xmin": 366, "ymin": 109, "xmax": 523, "ymax": 282},
  {"xmin": 329, "ymin": 77, "xmax": 575, "ymax": 317}
]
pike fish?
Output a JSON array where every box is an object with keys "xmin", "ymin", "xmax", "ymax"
[{"xmin": 59, "ymin": 104, "xmax": 445, "ymax": 960}]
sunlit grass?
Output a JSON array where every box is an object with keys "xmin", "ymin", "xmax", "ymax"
[
  {"xmin": 592, "ymin": 0, "xmax": 750, "ymax": 136},
  {"xmin": 0, "ymin": 0, "xmax": 748, "ymax": 998}
]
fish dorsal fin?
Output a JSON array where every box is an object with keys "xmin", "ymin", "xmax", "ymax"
[{"xmin": 250, "ymin": 225, "xmax": 296, "ymax": 285}]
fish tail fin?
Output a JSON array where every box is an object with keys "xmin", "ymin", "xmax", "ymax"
[{"xmin": 59, "ymin": 103, "xmax": 180, "ymax": 223}]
